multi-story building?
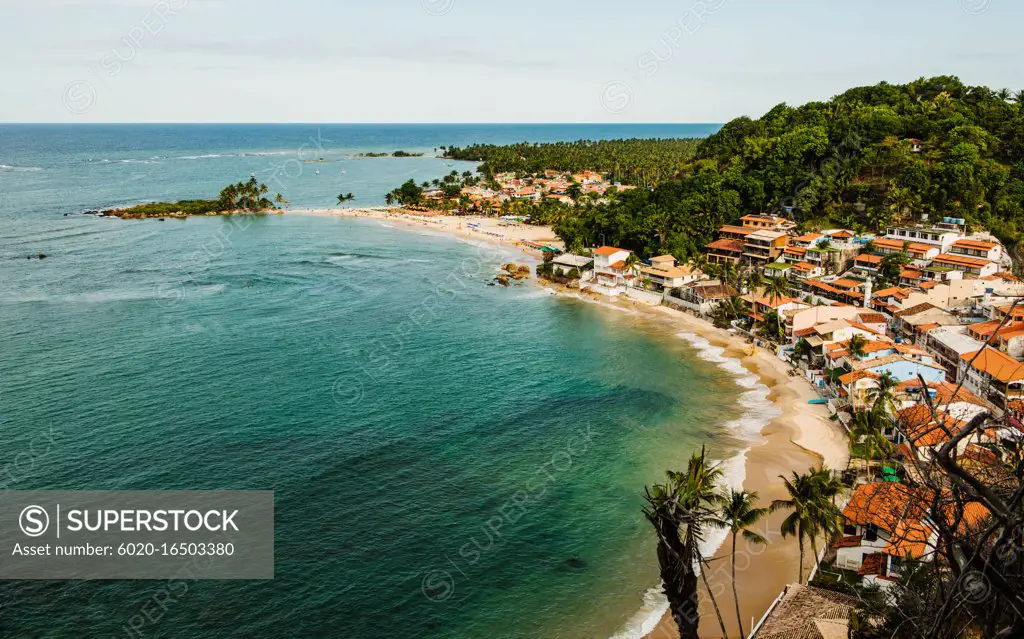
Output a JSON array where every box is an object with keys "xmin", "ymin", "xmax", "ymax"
[
  {"xmin": 931, "ymin": 253, "xmax": 998, "ymax": 278},
  {"xmin": 958, "ymin": 347, "xmax": 1024, "ymax": 408},
  {"xmin": 743, "ymin": 230, "xmax": 789, "ymax": 266},
  {"xmin": 951, "ymin": 239, "xmax": 1002, "ymax": 263},
  {"xmin": 883, "ymin": 223, "xmax": 963, "ymax": 253},
  {"xmin": 591, "ymin": 246, "xmax": 633, "ymax": 290}
]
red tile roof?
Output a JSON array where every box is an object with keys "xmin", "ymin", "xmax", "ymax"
[{"xmin": 594, "ymin": 246, "xmax": 627, "ymax": 256}]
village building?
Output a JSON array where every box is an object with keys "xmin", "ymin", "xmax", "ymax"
[
  {"xmin": 638, "ymin": 256, "xmax": 701, "ymax": 291},
  {"xmin": 591, "ymin": 246, "xmax": 634, "ymax": 292},
  {"xmin": 930, "ymin": 253, "xmax": 998, "ymax": 278},
  {"xmin": 958, "ymin": 347, "xmax": 1024, "ymax": 408},
  {"xmin": 883, "ymin": 224, "xmax": 963, "ymax": 253},
  {"xmin": 743, "ymin": 230, "xmax": 790, "ymax": 266},
  {"xmin": 550, "ymin": 254, "xmax": 593, "ymax": 278}
]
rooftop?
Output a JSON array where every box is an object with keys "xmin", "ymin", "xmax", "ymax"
[
  {"xmin": 961, "ymin": 347, "xmax": 1024, "ymax": 383},
  {"xmin": 593, "ymin": 246, "xmax": 629, "ymax": 256}
]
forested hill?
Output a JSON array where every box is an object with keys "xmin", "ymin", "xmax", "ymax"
[
  {"xmin": 548, "ymin": 77, "xmax": 1024, "ymax": 260},
  {"xmin": 442, "ymin": 138, "xmax": 702, "ymax": 186}
]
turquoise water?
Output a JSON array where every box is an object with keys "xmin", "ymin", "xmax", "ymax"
[{"xmin": 0, "ymin": 124, "xmax": 755, "ymax": 638}]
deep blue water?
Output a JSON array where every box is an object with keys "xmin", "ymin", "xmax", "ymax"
[{"xmin": 0, "ymin": 124, "xmax": 751, "ymax": 639}]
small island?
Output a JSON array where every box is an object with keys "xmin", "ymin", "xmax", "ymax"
[
  {"xmin": 357, "ymin": 150, "xmax": 424, "ymax": 158},
  {"xmin": 95, "ymin": 178, "xmax": 282, "ymax": 219}
]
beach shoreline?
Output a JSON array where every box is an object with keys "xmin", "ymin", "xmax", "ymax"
[
  {"xmin": 293, "ymin": 207, "xmax": 850, "ymax": 639},
  {"xmin": 286, "ymin": 207, "xmax": 562, "ymax": 259}
]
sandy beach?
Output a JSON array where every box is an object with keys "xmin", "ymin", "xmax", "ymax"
[
  {"xmin": 294, "ymin": 207, "xmax": 850, "ymax": 639},
  {"xmin": 636, "ymin": 304, "xmax": 850, "ymax": 639},
  {"xmin": 287, "ymin": 208, "xmax": 564, "ymax": 258}
]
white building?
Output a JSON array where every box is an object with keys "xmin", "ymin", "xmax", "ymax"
[{"xmin": 591, "ymin": 246, "xmax": 634, "ymax": 291}]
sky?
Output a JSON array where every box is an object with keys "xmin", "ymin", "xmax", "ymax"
[{"xmin": 1, "ymin": 0, "xmax": 1022, "ymax": 123}]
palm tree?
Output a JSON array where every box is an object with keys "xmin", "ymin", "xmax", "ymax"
[
  {"xmin": 805, "ymin": 468, "xmax": 844, "ymax": 561},
  {"xmin": 624, "ymin": 253, "xmax": 641, "ymax": 282},
  {"xmin": 762, "ymin": 276, "xmax": 791, "ymax": 305},
  {"xmin": 793, "ymin": 338, "xmax": 814, "ymax": 366},
  {"xmin": 849, "ymin": 412, "xmax": 894, "ymax": 478},
  {"xmin": 996, "ymin": 88, "xmax": 1012, "ymax": 102},
  {"xmin": 866, "ymin": 371, "xmax": 899, "ymax": 417},
  {"xmin": 744, "ymin": 268, "xmax": 765, "ymax": 294},
  {"xmin": 1013, "ymin": 90, "xmax": 1024, "ymax": 106},
  {"xmin": 384, "ymin": 192, "xmax": 395, "ymax": 206},
  {"xmin": 642, "ymin": 448, "xmax": 730, "ymax": 639},
  {"xmin": 771, "ymin": 470, "xmax": 844, "ymax": 584},
  {"xmin": 847, "ymin": 334, "xmax": 868, "ymax": 359},
  {"xmin": 712, "ymin": 489, "xmax": 769, "ymax": 638}
]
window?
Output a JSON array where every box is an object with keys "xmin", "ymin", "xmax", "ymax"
[
  {"xmin": 844, "ymin": 524, "xmax": 857, "ymax": 536},
  {"xmin": 865, "ymin": 524, "xmax": 878, "ymax": 542}
]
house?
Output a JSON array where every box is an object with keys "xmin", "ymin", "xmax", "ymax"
[
  {"xmin": 883, "ymin": 225, "xmax": 963, "ymax": 253},
  {"xmin": 958, "ymin": 347, "xmax": 1024, "ymax": 408},
  {"xmin": 763, "ymin": 262, "xmax": 792, "ymax": 278},
  {"xmin": 675, "ymin": 281, "xmax": 739, "ymax": 314},
  {"xmin": 823, "ymin": 229, "xmax": 858, "ymax": 249},
  {"xmin": 739, "ymin": 213, "xmax": 794, "ymax": 231},
  {"xmin": 790, "ymin": 261, "xmax": 823, "ymax": 280},
  {"xmin": 931, "ymin": 253, "xmax": 998, "ymax": 278},
  {"xmin": 907, "ymin": 138, "xmax": 924, "ymax": 153},
  {"xmin": 951, "ymin": 238, "xmax": 1003, "ymax": 263},
  {"xmin": 742, "ymin": 293, "xmax": 806, "ymax": 323},
  {"xmin": 804, "ymin": 245, "xmax": 844, "ymax": 272},
  {"xmin": 704, "ymin": 238, "xmax": 745, "ymax": 266},
  {"xmin": 925, "ymin": 329, "xmax": 985, "ymax": 381},
  {"xmin": 835, "ymin": 482, "xmax": 989, "ymax": 591},
  {"xmin": 832, "ymin": 343, "xmax": 947, "ymax": 409},
  {"xmin": 893, "ymin": 303, "xmax": 962, "ymax": 340},
  {"xmin": 791, "ymin": 306, "xmax": 889, "ymax": 342},
  {"xmin": 638, "ymin": 256, "xmax": 700, "ymax": 291},
  {"xmin": 551, "ymin": 254, "xmax": 593, "ymax": 278},
  {"xmin": 781, "ymin": 245, "xmax": 808, "ymax": 264},
  {"xmin": 872, "ymin": 238, "xmax": 941, "ymax": 265},
  {"xmin": 853, "ymin": 253, "xmax": 883, "ymax": 275},
  {"xmin": 716, "ymin": 224, "xmax": 750, "ymax": 241},
  {"xmin": 591, "ymin": 246, "xmax": 634, "ymax": 291},
  {"xmin": 790, "ymin": 232, "xmax": 824, "ymax": 248},
  {"xmin": 743, "ymin": 230, "xmax": 789, "ymax": 266}
]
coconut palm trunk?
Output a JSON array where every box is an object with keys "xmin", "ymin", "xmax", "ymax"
[
  {"xmin": 698, "ymin": 550, "xmax": 730, "ymax": 638},
  {"xmin": 731, "ymin": 532, "xmax": 742, "ymax": 637}
]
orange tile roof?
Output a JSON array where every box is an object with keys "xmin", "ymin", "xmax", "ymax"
[
  {"xmin": 857, "ymin": 313, "xmax": 887, "ymax": 324},
  {"xmin": 855, "ymin": 254, "xmax": 884, "ymax": 265},
  {"xmin": 933, "ymin": 253, "xmax": 992, "ymax": 269},
  {"xmin": 705, "ymin": 239, "xmax": 745, "ymax": 252},
  {"xmin": 594, "ymin": 246, "xmax": 627, "ymax": 256},
  {"xmin": 783, "ymin": 246, "xmax": 807, "ymax": 255},
  {"xmin": 843, "ymin": 482, "xmax": 924, "ymax": 536},
  {"xmin": 961, "ymin": 348, "xmax": 1024, "ymax": 383},
  {"xmin": 874, "ymin": 287, "xmax": 911, "ymax": 299},
  {"xmin": 874, "ymin": 238, "xmax": 936, "ymax": 255},
  {"xmin": 838, "ymin": 370, "xmax": 879, "ymax": 385},
  {"xmin": 953, "ymin": 239, "xmax": 998, "ymax": 251},
  {"xmin": 832, "ymin": 278, "xmax": 864, "ymax": 290},
  {"xmin": 830, "ymin": 230, "xmax": 855, "ymax": 238},
  {"xmin": 609, "ymin": 260, "xmax": 627, "ymax": 270},
  {"xmin": 792, "ymin": 261, "xmax": 817, "ymax": 271},
  {"xmin": 900, "ymin": 269, "xmax": 923, "ymax": 280}
]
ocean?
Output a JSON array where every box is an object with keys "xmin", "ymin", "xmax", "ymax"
[{"xmin": 0, "ymin": 123, "xmax": 775, "ymax": 639}]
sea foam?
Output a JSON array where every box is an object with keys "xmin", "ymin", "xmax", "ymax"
[{"xmin": 609, "ymin": 331, "xmax": 778, "ymax": 639}]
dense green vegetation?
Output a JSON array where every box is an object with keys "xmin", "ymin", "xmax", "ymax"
[
  {"xmin": 442, "ymin": 138, "xmax": 702, "ymax": 185},
  {"xmin": 107, "ymin": 178, "xmax": 277, "ymax": 218},
  {"xmin": 555, "ymin": 77, "xmax": 1024, "ymax": 259}
]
